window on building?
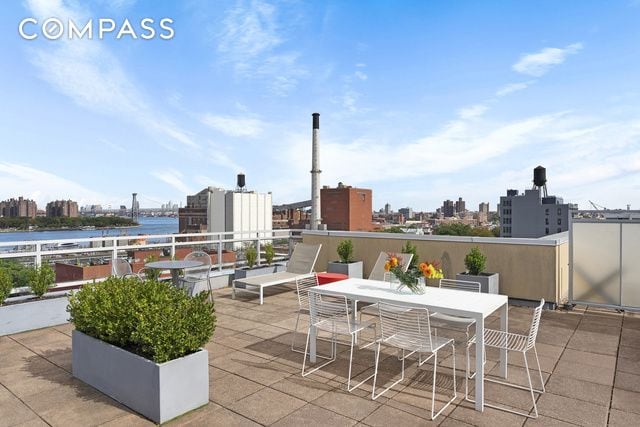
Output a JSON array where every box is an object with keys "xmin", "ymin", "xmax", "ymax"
[
  {"xmin": 558, "ymin": 208, "xmax": 562, "ymax": 215},
  {"xmin": 557, "ymin": 227, "xmax": 562, "ymax": 233},
  {"xmin": 557, "ymin": 218, "xmax": 561, "ymax": 225},
  {"xmin": 545, "ymin": 227, "xmax": 549, "ymax": 235},
  {"xmin": 545, "ymin": 208, "xmax": 549, "ymax": 215},
  {"xmin": 545, "ymin": 218, "xmax": 549, "ymax": 225}
]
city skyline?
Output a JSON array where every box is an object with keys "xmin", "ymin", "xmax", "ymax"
[{"xmin": 2, "ymin": 0, "xmax": 639, "ymax": 210}]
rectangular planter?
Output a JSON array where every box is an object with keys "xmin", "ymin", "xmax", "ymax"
[
  {"xmin": 0, "ymin": 296, "xmax": 69, "ymax": 336},
  {"xmin": 72, "ymin": 330, "xmax": 208, "ymax": 424},
  {"xmin": 455, "ymin": 272, "xmax": 500, "ymax": 294},
  {"xmin": 55, "ymin": 262, "xmax": 112, "ymax": 283},
  {"xmin": 234, "ymin": 263, "xmax": 286, "ymax": 280},
  {"xmin": 327, "ymin": 261, "xmax": 363, "ymax": 278}
]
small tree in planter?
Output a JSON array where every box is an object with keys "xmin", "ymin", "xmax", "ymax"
[
  {"xmin": 456, "ymin": 246, "xmax": 499, "ymax": 294},
  {"xmin": 0, "ymin": 269, "xmax": 12, "ymax": 305},
  {"xmin": 264, "ymin": 243, "xmax": 275, "ymax": 265},
  {"xmin": 29, "ymin": 264, "xmax": 55, "ymax": 298},
  {"xmin": 328, "ymin": 239, "xmax": 363, "ymax": 278},
  {"xmin": 401, "ymin": 241, "xmax": 419, "ymax": 270},
  {"xmin": 68, "ymin": 277, "xmax": 215, "ymax": 423},
  {"xmin": 245, "ymin": 245, "xmax": 258, "ymax": 269}
]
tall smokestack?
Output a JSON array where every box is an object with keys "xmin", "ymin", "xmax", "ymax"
[{"xmin": 310, "ymin": 113, "xmax": 321, "ymax": 230}]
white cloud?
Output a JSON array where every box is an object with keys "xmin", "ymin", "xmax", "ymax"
[
  {"xmin": 355, "ymin": 63, "xmax": 367, "ymax": 68},
  {"xmin": 0, "ymin": 162, "xmax": 111, "ymax": 207},
  {"xmin": 201, "ymin": 114, "xmax": 265, "ymax": 137},
  {"xmin": 24, "ymin": 0, "xmax": 198, "ymax": 150},
  {"xmin": 457, "ymin": 104, "xmax": 488, "ymax": 119},
  {"xmin": 354, "ymin": 71, "xmax": 368, "ymax": 81},
  {"xmin": 216, "ymin": 0, "xmax": 307, "ymax": 95},
  {"xmin": 150, "ymin": 170, "xmax": 193, "ymax": 195},
  {"xmin": 496, "ymin": 81, "xmax": 533, "ymax": 97},
  {"xmin": 513, "ymin": 43, "xmax": 583, "ymax": 76}
]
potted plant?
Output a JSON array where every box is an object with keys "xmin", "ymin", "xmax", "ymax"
[
  {"xmin": 68, "ymin": 276, "xmax": 215, "ymax": 424},
  {"xmin": 456, "ymin": 247, "xmax": 499, "ymax": 294},
  {"xmin": 1, "ymin": 263, "xmax": 69, "ymax": 336},
  {"xmin": 0, "ymin": 269, "xmax": 11, "ymax": 305},
  {"xmin": 327, "ymin": 239, "xmax": 363, "ymax": 278},
  {"xmin": 419, "ymin": 260, "xmax": 444, "ymax": 287},
  {"xmin": 234, "ymin": 243, "xmax": 286, "ymax": 280}
]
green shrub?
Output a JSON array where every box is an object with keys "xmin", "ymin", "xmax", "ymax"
[
  {"xmin": 29, "ymin": 264, "xmax": 55, "ymax": 298},
  {"xmin": 401, "ymin": 241, "xmax": 419, "ymax": 270},
  {"xmin": 264, "ymin": 243, "xmax": 275, "ymax": 265},
  {"xmin": 0, "ymin": 260, "xmax": 31, "ymax": 288},
  {"xmin": 0, "ymin": 269, "xmax": 12, "ymax": 305},
  {"xmin": 245, "ymin": 245, "xmax": 258, "ymax": 268},
  {"xmin": 337, "ymin": 240, "xmax": 354, "ymax": 263},
  {"xmin": 143, "ymin": 255, "xmax": 161, "ymax": 281},
  {"xmin": 68, "ymin": 276, "xmax": 216, "ymax": 363},
  {"xmin": 464, "ymin": 247, "xmax": 486, "ymax": 276}
]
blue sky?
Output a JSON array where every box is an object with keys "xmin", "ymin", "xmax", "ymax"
[{"xmin": 1, "ymin": 0, "xmax": 639, "ymax": 211}]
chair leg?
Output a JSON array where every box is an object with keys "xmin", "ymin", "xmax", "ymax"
[
  {"xmin": 533, "ymin": 346, "xmax": 546, "ymax": 393},
  {"xmin": 347, "ymin": 333, "xmax": 375, "ymax": 392},
  {"xmin": 291, "ymin": 311, "xmax": 302, "ymax": 353},
  {"xmin": 301, "ymin": 327, "xmax": 336, "ymax": 378},
  {"xmin": 231, "ymin": 281, "xmax": 236, "ymax": 299},
  {"xmin": 372, "ymin": 345, "xmax": 406, "ymax": 400},
  {"xmin": 523, "ymin": 350, "xmax": 538, "ymax": 418}
]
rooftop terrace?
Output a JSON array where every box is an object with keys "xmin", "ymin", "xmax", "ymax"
[{"xmin": 2, "ymin": 286, "xmax": 639, "ymax": 427}]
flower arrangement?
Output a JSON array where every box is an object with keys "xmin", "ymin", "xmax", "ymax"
[
  {"xmin": 419, "ymin": 261, "xmax": 444, "ymax": 279},
  {"xmin": 384, "ymin": 253, "xmax": 424, "ymax": 294}
]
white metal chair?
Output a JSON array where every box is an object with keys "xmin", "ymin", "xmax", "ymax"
[
  {"xmin": 359, "ymin": 252, "xmax": 414, "ymax": 320},
  {"xmin": 467, "ymin": 298, "xmax": 546, "ymax": 419},
  {"xmin": 177, "ymin": 251, "xmax": 213, "ymax": 301},
  {"xmin": 291, "ymin": 274, "xmax": 318, "ymax": 354},
  {"xmin": 372, "ymin": 302, "xmax": 457, "ymax": 420},
  {"xmin": 429, "ymin": 279, "xmax": 482, "ymax": 398},
  {"xmin": 301, "ymin": 289, "xmax": 376, "ymax": 392},
  {"xmin": 112, "ymin": 259, "xmax": 133, "ymax": 278}
]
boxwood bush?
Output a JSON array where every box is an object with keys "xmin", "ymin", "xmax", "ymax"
[{"xmin": 68, "ymin": 277, "xmax": 216, "ymax": 363}]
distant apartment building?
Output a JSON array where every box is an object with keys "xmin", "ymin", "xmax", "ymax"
[
  {"xmin": 46, "ymin": 200, "xmax": 79, "ymax": 217},
  {"xmin": 384, "ymin": 203, "xmax": 391, "ymax": 215},
  {"xmin": 442, "ymin": 200, "xmax": 455, "ymax": 217},
  {"xmin": 178, "ymin": 185, "xmax": 272, "ymax": 248},
  {"xmin": 398, "ymin": 207, "xmax": 414, "ymax": 220},
  {"xmin": 0, "ymin": 197, "xmax": 37, "ymax": 218},
  {"xmin": 499, "ymin": 167, "xmax": 577, "ymax": 238},
  {"xmin": 321, "ymin": 183, "xmax": 373, "ymax": 231},
  {"xmin": 455, "ymin": 197, "xmax": 466, "ymax": 214},
  {"xmin": 272, "ymin": 201, "xmax": 311, "ymax": 229},
  {"xmin": 478, "ymin": 202, "xmax": 490, "ymax": 223}
]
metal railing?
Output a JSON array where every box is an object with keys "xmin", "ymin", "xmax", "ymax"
[{"xmin": 0, "ymin": 229, "xmax": 302, "ymax": 293}]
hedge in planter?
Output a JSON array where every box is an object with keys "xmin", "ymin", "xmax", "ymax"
[{"xmin": 68, "ymin": 276, "xmax": 216, "ymax": 363}]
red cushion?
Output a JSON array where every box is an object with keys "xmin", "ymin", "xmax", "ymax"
[{"xmin": 317, "ymin": 272, "xmax": 349, "ymax": 285}]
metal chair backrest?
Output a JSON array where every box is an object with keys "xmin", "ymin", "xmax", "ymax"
[
  {"xmin": 295, "ymin": 274, "xmax": 319, "ymax": 310},
  {"xmin": 184, "ymin": 251, "xmax": 211, "ymax": 278},
  {"xmin": 307, "ymin": 289, "xmax": 350, "ymax": 329},
  {"xmin": 527, "ymin": 299, "xmax": 545, "ymax": 350},
  {"xmin": 439, "ymin": 279, "xmax": 481, "ymax": 293},
  {"xmin": 112, "ymin": 259, "xmax": 132, "ymax": 277},
  {"xmin": 286, "ymin": 243, "xmax": 322, "ymax": 274},
  {"xmin": 368, "ymin": 252, "xmax": 414, "ymax": 281},
  {"xmin": 377, "ymin": 302, "xmax": 433, "ymax": 350}
]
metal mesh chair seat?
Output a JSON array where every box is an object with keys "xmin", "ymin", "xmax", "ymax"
[
  {"xmin": 470, "ymin": 329, "xmax": 529, "ymax": 352},
  {"xmin": 177, "ymin": 251, "xmax": 212, "ymax": 301},
  {"xmin": 112, "ymin": 259, "xmax": 133, "ymax": 278},
  {"xmin": 383, "ymin": 332, "xmax": 453, "ymax": 354},
  {"xmin": 314, "ymin": 316, "xmax": 374, "ymax": 336}
]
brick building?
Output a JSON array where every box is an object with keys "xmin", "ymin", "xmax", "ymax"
[
  {"xmin": 321, "ymin": 183, "xmax": 373, "ymax": 231},
  {"xmin": 0, "ymin": 197, "xmax": 37, "ymax": 218},
  {"xmin": 46, "ymin": 200, "xmax": 79, "ymax": 217}
]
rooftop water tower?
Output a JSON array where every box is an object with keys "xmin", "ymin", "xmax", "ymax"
[{"xmin": 533, "ymin": 166, "xmax": 548, "ymax": 197}]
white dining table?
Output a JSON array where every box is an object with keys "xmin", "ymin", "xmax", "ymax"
[{"xmin": 311, "ymin": 278, "xmax": 509, "ymax": 412}]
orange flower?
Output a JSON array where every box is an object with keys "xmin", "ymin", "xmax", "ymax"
[
  {"xmin": 419, "ymin": 262, "xmax": 428, "ymax": 272},
  {"xmin": 391, "ymin": 257, "xmax": 399, "ymax": 267},
  {"xmin": 384, "ymin": 261, "xmax": 391, "ymax": 271}
]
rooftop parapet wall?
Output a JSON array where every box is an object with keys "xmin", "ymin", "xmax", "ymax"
[{"xmin": 302, "ymin": 231, "xmax": 569, "ymax": 304}]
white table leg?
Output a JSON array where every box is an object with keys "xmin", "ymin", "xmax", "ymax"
[
  {"xmin": 499, "ymin": 303, "xmax": 508, "ymax": 378},
  {"xmin": 309, "ymin": 324, "xmax": 317, "ymax": 363},
  {"xmin": 475, "ymin": 314, "xmax": 484, "ymax": 411}
]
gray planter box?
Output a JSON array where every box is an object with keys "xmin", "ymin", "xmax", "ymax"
[
  {"xmin": 327, "ymin": 261, "xmax": 363, "ymax": 278},
  {"xmin": 455, "ymin": 272, "xmax": 500, "ymax": 294},
  {"xmin": 234, "ymin": 263, "xmax": 286, "ymax": 280},
  {"xmin": 72, "ymin": 330, "xmax": 208, "ymax": 424},
  {"xmin": 0, "ymin": 296, "xmax": 69, "ymax": 336}
]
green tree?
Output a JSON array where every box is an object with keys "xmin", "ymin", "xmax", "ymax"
[{"xmin": 400, "ymin": 241, "xmax": 419, "ymax": 270}]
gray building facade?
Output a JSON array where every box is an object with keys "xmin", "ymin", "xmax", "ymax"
[{"xmin": 499, "ymin": 189, "xmax": 575, "ymax": 237}]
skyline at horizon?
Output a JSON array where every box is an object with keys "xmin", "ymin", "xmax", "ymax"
[{"xmin": 2, "ymin": 0, "xmax": 639, "ymax": 211}]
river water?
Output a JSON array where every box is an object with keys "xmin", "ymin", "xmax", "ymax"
[{"xmin": 0, "ymin": 216, "xmax": 178, "ymax": 243}]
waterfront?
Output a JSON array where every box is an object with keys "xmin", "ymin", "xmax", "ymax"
[{"xmin": 0, "ymin": 216, "xmax": 178, "ymax": 243}]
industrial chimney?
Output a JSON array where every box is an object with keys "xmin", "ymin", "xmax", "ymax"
[{"xmin": 310, "ymin": 113, "xmax": 321, "ymax": 230}]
